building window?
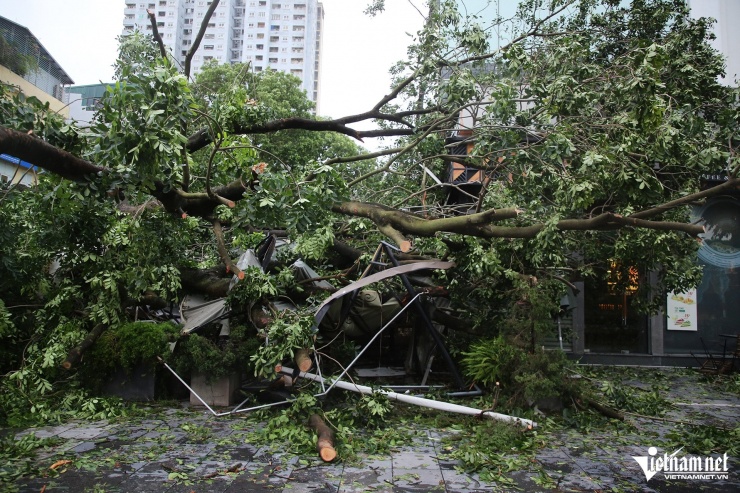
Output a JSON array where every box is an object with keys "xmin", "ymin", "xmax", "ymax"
[
  {"xmin": 269, "ymin": 57, "xmax": 278, "ymax": 63},
  {"xmin": 269, "ymin": 47, "xmax": 278, "ymax": 52},
  {"xmin": 257, "ymin": 33, "xmax": 265, "ymax": 39},
  {"xmin": 204, "ymin": 45, "xmax": 214, "ymax": 50}
]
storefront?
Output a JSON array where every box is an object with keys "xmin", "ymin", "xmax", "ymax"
[{"xmin": 571, "ymin": 194, "xmax": 740, "ymax": 366}]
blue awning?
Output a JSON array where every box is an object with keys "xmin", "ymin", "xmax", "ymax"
[{"xmin": 0, "ymin": 154, "xmax": 38, "ymax": 171}]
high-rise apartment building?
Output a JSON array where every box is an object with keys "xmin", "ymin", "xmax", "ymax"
[{"xmin": 122, "ymin": 0, "xmax": 324, "ymax": 108}]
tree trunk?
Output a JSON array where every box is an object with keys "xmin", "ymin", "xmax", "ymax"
[
  {"xmin": 62, "ymin": 324, "xmax": 108, "ymax": 370},
  {"xmin": 308, "ymin": 414, "xmax": 336, "ymax": 462}
]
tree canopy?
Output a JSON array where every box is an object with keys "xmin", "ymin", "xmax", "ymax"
[{"xmin": 0, "ymin": 0, "xmax": 737, "ymax": 424}]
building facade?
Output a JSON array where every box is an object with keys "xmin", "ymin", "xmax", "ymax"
[
  {"xmin": 1, "ymin": 15, "xmax": 74, "ymax": 185},
  {"xmin": 0, "ymin": 15, "xmax": 73, "ymax": 116},
  {"xmin": 66, "ymin": 83, "xmax": 114, "ymax": 127},
  {"xmin": 122, "ymin": 0, "xmax": 324, "ymax": 109}
]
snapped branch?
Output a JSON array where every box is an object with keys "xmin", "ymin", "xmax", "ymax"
[{"xmin": 146, "ymin": 10, "xmax": 168, "ymax": 59}]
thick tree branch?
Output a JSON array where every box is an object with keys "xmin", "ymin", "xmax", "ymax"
[
  {"xmin": 184, "ymin": 70, "xmax": 431, "ymax": 153},
  {"xmin": 181, "ymin": 267, "xmax": 231, "ymax": 298},
  {"xmin": 146, "ymin": 10, "xmax": 168, "ymax": 59},
  {"xmin": 212, "ymin": 219, "xmax": 243, "ymax": 279},
  {"xmin": 185, "ymin": 0, "xmax": 221, "ymax": 78},
  {"xmin": 630, "ymin": 178, "xmax": 739, "ymax": 219},
  {"xmin": 0, "ymin": 126, "xmax": 105, "ymax": 181},
  {"xmin": 332, "ymin": 201, "xmax": 705, "ymax": 240},
  {"xmin": 62, "ymin": 324, "xmax": 108, "ymax": 370}
]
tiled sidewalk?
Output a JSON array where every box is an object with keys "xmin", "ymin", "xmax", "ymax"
[{"xmin": 7, "ymin": 370, "xmax": 740, "ymax": 492}]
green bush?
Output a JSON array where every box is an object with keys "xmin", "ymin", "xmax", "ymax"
[
  {"xmin": 82, "ymin": 321, "xmax": 179, "ymax": 390},
  {"xmin": 461, "ymin": 335, "xmax": 524, "ymax": 389},
  {"xmin": 170, "ymin": 324, "xmax": 259, "ymax": 382},
  {"xmin": 462, "ymin": 336, "xmax": 578, "ymax": 407}
]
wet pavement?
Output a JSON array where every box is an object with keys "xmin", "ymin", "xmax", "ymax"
[{"xmin": 6, "ymin": 368, "xmax": 740, "ymax": 492}]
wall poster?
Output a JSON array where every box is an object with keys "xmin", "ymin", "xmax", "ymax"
[{"xmin": 667, "ymin": 290, "xmax": 698, "ymax": 331}]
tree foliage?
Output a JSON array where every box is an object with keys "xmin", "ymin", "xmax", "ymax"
[{"xmin": 0, "ymin": 0, "xmax": 738, "ymax": 423}]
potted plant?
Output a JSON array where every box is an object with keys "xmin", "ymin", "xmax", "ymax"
[{"xmin": 170, "ymin": 324, "xmax": 259, "ymax": 406}]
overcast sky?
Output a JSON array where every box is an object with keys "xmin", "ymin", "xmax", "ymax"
[{"xmin": 0, "ymin": 0, "xmax": 427, "ymax": 121}]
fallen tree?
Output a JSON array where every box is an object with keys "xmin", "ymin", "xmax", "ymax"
[{"xmin": 0, "ymin": 0, "xmax": 737, "ymax": 425}]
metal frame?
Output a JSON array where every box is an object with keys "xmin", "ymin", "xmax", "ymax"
[{"xmin": 161, "ymin": 241, "xmax": 475, "ymax": 416}]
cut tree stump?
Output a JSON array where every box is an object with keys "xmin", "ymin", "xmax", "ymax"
[
  {"xmin": 295, "ymin": 348, "xmax": 313, "ymax": 372},
  {"xmin": 308, "ymin": 414, "xmax": 336, "ymax": 462}
]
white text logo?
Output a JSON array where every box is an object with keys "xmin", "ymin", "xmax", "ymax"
[{"xmin": 632, "ymin": 447, "xmax": 729, "ymax": 481}]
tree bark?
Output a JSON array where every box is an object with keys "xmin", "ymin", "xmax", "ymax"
[
  {"xmin": 62, "ymin": 324, "xmax": 108, "ymax": 370},
  {"xmin": 180, "ymin": 267, "xmax": 231, "ymax": 298},
  {"xmin": 308, "ymin": 414, "xmax": 337, "ymax": 462}
]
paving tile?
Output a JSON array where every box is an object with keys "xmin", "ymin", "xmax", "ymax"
[
  {"xmin": 71, "ymin": 441, "xmax": 97, "ymax": 453},
  {"xmin": 392, "ymin": 449, "xmax": 439, "ymax": 470},
  {"xmin": 16, "ymin": 424, "xmax": 76, "ymax": 440},
  {"xmin": 57, "ymin": 426, "xmax": 108, "ymax": 440},
  {"xmin": 390, "ymin": 467, "xmax": 445, "ymax": 491},
  {"xmin": 282, "ymin": 466, "xmax": 342, "ymax": 492},
  {"xmin": 340, "ymin": 464, "xmax": 393, "ymax": 492}
]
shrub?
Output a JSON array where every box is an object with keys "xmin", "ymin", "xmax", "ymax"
[{"xmin": 82, "ymin": 321, "xmax": 179, "ymax": 390}]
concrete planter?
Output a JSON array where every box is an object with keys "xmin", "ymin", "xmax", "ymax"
[
  {"xmin": 103, "ymin": 363, "xmax": 156, "ymax": 401},
  {"xmin": 189, "ymin": 372, "xmax": 241, "ymax": 407}
]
